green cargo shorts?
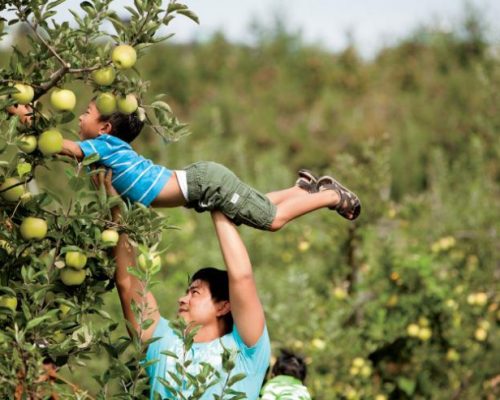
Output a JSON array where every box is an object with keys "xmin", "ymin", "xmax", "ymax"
[{"xmin": 183, "ymin": 161, "xmax": 277, "ymax": 231}]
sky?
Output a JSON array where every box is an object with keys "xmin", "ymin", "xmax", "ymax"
[{"xmin": 2, "ymin": 0, "xmax": 499, "ymax": 56}]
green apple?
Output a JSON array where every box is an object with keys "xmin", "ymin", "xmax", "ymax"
[
  {"xmin": 117, "ymin": 94, "xmax": 138, "ymax": 115},
  {"xmin": 446, "ymin": 349, "xmax": 460, "ymax": 362},
  {"xmin": 0, "ymin": 295, "xmax": 17, "ymax": 312},
  {"xmin": 38, "ymin": 129, "xmax": 63, "ymax": 155},
  {"xmin": 60, "ymin": 268, "xmax": 86, "ymax": 286},
  {"xmin": 360, "ymin": 365, "xmax": 372, "ymax": 378},
  {"xmin": 50, "ymin": 89, "xmax": 76, "ymax": 111},
  {"xmin": 407, "ymin": 323, "xmax": 420, "ymax": 337},
  {"xmin": 92, "ymin": 67, "xmax": 116, "ymax": 86},
  {"xmin": 65, "ymin": 251, "xmax": 87, "ymax": 269},
  {"xmin": 0, "ymin": 178, "xmax": 25, "ymax": 202},
  {"xmin": 112, "ymin": 45, "xmax": 137, "ymax": 69},
  {"xmin": 101, "ymin": 229, "xmax": 119, "ymax": 246},
  {"xmin": 418, "ymin": 327, "xmax": 432, "ymax": 341},
  {"xmin": 95, "ymin": 92, "xmax": 117, "ymax": 116},
  {"xmin": 17, "ymin": 135, "xmax": 37, "ymax": 153},
  {"xmin": 474, "ymin": 328, "xmax": 487, "ymax": 341},
  {"xmin": 333, "ymin": 287, "xmax": 347, "ymax": 300},
  {"xmin": 352, "ymin": 357, "xmax": 365, "ymax": 368},
  {"xmin": 138, "ymin": 252, "xmax": 161, "ymax": 272},
  {"xmin": 20, "ymin": 217, "xmax": 48, "ymax": 240},
  {"xmin": 475, "ymin": 292, "xmax": 488, "ymax": 306},
  {"xmin": 12, "ymin": 83, "xmax": 34, "ymax": 105}
]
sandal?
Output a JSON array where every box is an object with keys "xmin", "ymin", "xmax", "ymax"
[
  {"xmin": 295, "ymin": 169, "xmax": 319, "ymax": 193},
  {"xmin": 317, "ymin": 175, "xmax": 361, "ymax": 220}
]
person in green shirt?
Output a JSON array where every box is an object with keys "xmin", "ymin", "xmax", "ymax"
[{"xmin": 261, "ymin": 349, "xmax": 312, "ymax": 400}]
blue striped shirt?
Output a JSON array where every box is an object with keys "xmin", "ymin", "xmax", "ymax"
[{"xmin": 77, "ymin": 134, "xmax": 172, "ymax": 206}]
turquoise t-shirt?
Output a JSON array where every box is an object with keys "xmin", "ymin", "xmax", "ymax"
[{"xmin": 146, "ymin": 317, "xmax": 271, "ymax": 399}]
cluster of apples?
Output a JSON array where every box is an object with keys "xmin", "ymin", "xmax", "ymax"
[
  {"xmin": 93, "ymin": 45, "xmax": 139, "ymax": 116},
  {"xmin": 60, "ymin": 250, "xmax": 88, "ymax": 286},
  {"xmin": 11, "ymin": 44, "xmax": 139, "ymax": 119},
  {"xmin": 406, "ymin": 317, "xmax": 432, "ymax": 341},
  {"xmin": 59, "ymin": 229, "xmax": 119, "ymax": 286}
]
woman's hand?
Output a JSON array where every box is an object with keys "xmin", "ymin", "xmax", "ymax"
[
  {"xmin": 91, "ymin": 168, "xmax": 119, "ymax": 197},
  {"xmin": 7, "ymin": 104, "xmax": 33, "ymax": 125}
]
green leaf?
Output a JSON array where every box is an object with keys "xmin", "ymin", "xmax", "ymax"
[
  {"xmin": 80, "ymin": 1, "xmax": 94, "ymax": 10},
  {"xmin": 167, "ymin": 3, "xmax": 188, "ymax": 13},
  {"xmin": 161, "ymin": 350, "xmax": 178, "ymax": 359},
  {"xmin": 177, "ymin": 9, "xmax": 199, "ymax": 24},
  {"xmin": 47, "ymin": 0, "xmax": 66, "ymax": 10},
  {"xmin": 57, "ymin": 111, "xmax": 75, "ymax": 124},
  {"xmin": 26, "ymin": 313, "xmax": 55, "ymax": 330},
  {"xmin": 16, "ymin": 162, "xmax": 32, "ymax": 177},
  {"xmin": 82, "ymin": 153, "xmax": 100, "ymax": 166},
  {"xmin": 69, "ymin": 176, "xmax": 85, "ymax": 191},
  {"xmin": 397, "ymin": 377, "xmax": 416, "ymax": 395},
  {"xmin": 0, "ymin": 86, "xmax": 19, "ymax": 96},
  {"xmin": 227, "ymin": 373, "xmax": 246, "ymax": 387}
]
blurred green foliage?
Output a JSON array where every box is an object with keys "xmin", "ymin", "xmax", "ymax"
[{"xmin": 2, "ymin": 7, "xmax": 499, "ymax": 399}]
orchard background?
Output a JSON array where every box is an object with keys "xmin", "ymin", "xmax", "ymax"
[{"xmin": 1, "ymin": 1, "xmax": 499, "ymax": 399}]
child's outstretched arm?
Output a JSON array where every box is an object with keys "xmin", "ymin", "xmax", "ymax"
[
  {"xmin": 7, "ymin": 105, "xmax": 83, "ymax": 159},
  {"xmin": 61, "ymin": 139, "xmax": 83, "ymax": 159}
]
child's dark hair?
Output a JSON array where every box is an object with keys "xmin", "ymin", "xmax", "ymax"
[
  {"xmin": 93, "ymin": 99, "xmax": 144, "ymax": 143},
  {"xmin": 190, "ymin": 267, "xmax": 233, "ymax": 333},
  {"xmin": 272, "ymin": 349, "xmax": 307, "ymax": 383}
]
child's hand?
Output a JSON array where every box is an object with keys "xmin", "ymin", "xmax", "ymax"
[{"xmin": 7, "ymin": 104, "xmax": 33, "ymax": 124}]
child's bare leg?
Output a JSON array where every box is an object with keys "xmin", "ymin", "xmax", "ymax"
[
  {"xmin": 150, "ymin": 173, "xmax": 187, "ymax": 208},
  {"xmin": 270, "ymin": 190, "xmax": 349, "ymax": 231},
  {"xmin": 266, "ymin": 186, "xmax": 305, "ymax": 205}
]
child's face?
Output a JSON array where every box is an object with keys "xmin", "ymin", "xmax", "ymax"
[{"xmin": 78, "ymin": 102, "xmax": 108, "ymax": 140}]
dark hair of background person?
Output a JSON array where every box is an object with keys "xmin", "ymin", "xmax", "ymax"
[
  {"xmin": 272, "ymin": 349, "xmax": 307, "ymax": 383},
  {"xmin": 191, "ymin": 267, "xmax": 233, "ymax": 334}
]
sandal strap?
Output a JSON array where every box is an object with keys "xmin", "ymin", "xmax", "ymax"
[
  {"xmin": 296, "ymin": 169, "xmax": 319, "ymax": 193},
  {"xmin": 318, "ymin": 176, "xmax": 361, "ymax": 220}
]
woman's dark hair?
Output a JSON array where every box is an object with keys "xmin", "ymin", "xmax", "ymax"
[
  {"xmin": 272, "ymin": 349, "xmax": 307, "ymax": 383},
  {"xmin": 191, "ymin": 267, "xmax": 233, "ymax": 333}
]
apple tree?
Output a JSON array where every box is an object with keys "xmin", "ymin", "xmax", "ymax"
[{"xmin": 0, "ymin": 0, "xmax": 201, "ymax": 397}]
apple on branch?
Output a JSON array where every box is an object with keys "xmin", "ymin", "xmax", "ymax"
[
  {"xmin": 92, "ymin": 67, "xmax": 116, "ymax": 86},
  {"xmin": 38, "ymin": 129, "xmax": 63, "ymax": 155},
  {"xmin": 17, "ymin": 135, "xmax": 37, "ymax": 154},
  {"xmin": 101, "ymin": 229, "xmax": 119, "ymax": 246},
  {"xmin": 60, "ymin": 268, "xmax": 86, "ymax": 286},
  {"xmin": 65, "ymin": 251, "xmax": 88, "ymax": 269},
  {"xmin": 95, "ymin": 92, "xmax": 117, "ymax": 116},
  {"xmin": 112, "ymin": 45, "xmax": 137, "ymax": 70},
  {"xmin": 117, "ymin": 94, "xmax": 138, "ymax": 115},
  {"xmin": 11, "ymin": 83, "xmax": 34, "ymax": 105},
  {"xmin": 20, "ymin": 217, "xmax": 48, "ymax": 240},
  {"xmin": 50, "ymin": 89, "xmax": 76, "ymax": 112},
  {"xmin": 0, "ymin": 178, "xmax": 25, "ymax": 202}
]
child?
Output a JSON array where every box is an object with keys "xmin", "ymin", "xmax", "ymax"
[
  {"xmin": 9, "ymin": 102, "xmax": 361, "ymax": 230},
  {"xmin": 260, "ymin": 349, "xmax": 311, "ymax": 400}
]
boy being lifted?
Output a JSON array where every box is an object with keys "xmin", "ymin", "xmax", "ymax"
[{"xmin": 10, "ymin": 102, "xmax": 361, "ymax": 230}]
